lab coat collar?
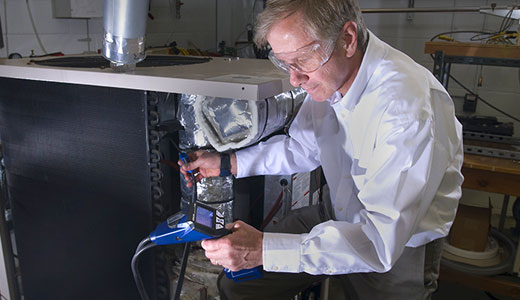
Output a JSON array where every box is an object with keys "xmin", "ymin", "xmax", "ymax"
[{"xmin": 331, "ymin": 31, "xmax": 387, "ymax": 111}]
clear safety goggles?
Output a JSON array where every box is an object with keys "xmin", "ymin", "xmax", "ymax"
[{"xmin": 268, "ymin": 39, "xmax": 336, "ymax": 73}]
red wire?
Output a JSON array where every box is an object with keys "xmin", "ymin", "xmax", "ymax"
[
  {"xmin": 160, "ymin": 159, "xmax": 180, "ymax": 171},
  {"xmin": 260, "ymin": 189, "xmax": 285, "ymax": 230}
]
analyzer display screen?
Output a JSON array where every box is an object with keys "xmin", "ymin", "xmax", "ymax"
[{"xmin": 195, "ymin": 206, "xmax": 214, "ymax": 228}]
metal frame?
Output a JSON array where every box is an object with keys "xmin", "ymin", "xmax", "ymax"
[
  {"xmin": 0, "ymin": 162, "xmax": 20, "ymax": 300},
  {"xmin": 361, "ymin": 6, "xmax": 519, "ymax": 18},
  {"xmin": 463, "ymin": 131, "xmax": 520, "ymax": 146},
  {"xmin": 432, "ymin": 51, "xmax": 520, "ymax": 88},
  {"xmin": 431, "ymin": 51, "xmax": 520, "ymax": 159},
  {"xmin": 432, "ymin": 51, "xmax": 451, "ymax": 88},
  {"xmin": 464, "ymin": 144, "xmax": 519, "ymax": 160}
]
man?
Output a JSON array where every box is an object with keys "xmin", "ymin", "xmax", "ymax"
[{"xmin": 180, "ymin": 0, "xmax": 464, "ymax": 299}]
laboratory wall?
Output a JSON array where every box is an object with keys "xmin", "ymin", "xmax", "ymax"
[{"xmin": 0, "ymin": 0, "xmax": 519, "ymax": 214}]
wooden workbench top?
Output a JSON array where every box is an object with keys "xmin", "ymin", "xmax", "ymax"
[
  {"xmin": 463, "ymin": 153, "xmax": 520, "ymax": 175},
  {"xmin": 424, "ymin": 41, "xmax": 520, "ymax": 60}
]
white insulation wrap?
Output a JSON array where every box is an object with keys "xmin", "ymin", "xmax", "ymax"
[{"xmin": 194, "ymin": 88, "xmax": 306, "ymax": 152}]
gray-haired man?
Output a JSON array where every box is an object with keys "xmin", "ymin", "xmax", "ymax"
[{"xmin": 181, "ymin": 0, "xmax": 464, "ymax": 299}]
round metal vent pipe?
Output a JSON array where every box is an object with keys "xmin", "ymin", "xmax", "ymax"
[{"xmin": 102, "ymin": 0, "xmax": 150, "ymax": 71}]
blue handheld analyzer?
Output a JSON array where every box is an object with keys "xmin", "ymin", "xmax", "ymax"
[
  {"xmin": 150, "ymin": 201, "xmax": 228, "ymax": 245},
  {"xmin": 148, "ymin": 201, "xmax": 262, "ymax": 282}
]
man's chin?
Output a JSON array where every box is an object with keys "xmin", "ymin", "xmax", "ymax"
[{"xmin": 306, "ymin": 90, "xmax": 332, "ymax": 102}]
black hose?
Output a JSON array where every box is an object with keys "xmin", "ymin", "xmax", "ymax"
[
  {"xmin": 170, "ymin": 168, "xmax": 198, "ymax": 300},
  {"xmin": 131, "ymin": 237, "xmax": 158, "ymax": 300},
  {"xmin": 173, "ymin": 242, "xmax": 192, "ymax": 300},
  {"xmin": 172, "ymin": 170, "xmax": 197, "ymax": 300},
  {"xmin": 137, "ymin": 236, "xmax": 151, "ymax": 251}
]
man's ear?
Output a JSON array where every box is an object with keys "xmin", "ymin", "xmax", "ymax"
[{"xmin": 341, "ymin": 21, "xmax": 358, "ymax": 58}]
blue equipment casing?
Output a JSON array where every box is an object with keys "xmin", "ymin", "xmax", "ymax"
[
  {"xmin": 149, "ymin": 201, "xmax": 262, "ymax": 282},
  {"xmin": 224, "ymin": 267, "xmax": 263, "ymax": 282},
  {"xmin": 150, "ymin": 214, "xmax": 213, "ymax": 245},
  {"xmin": 150, "ymin": 201, "xmax": 228, "ymax": 245}
]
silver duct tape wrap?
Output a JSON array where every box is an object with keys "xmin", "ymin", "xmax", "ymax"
[
  {"xmin": 201, "ymin": 97, "xmax": 253, "ymax": 144},
  {"xmin": 194, "ymin": 88, "xmax": 307, "ymax": 152},
  {"xmin": 197, "ymin": 176, "xmax": 234, "ymax": 224},
  {"xmin": 178, "ymin": 88, "xmax": 306, "ymax": 224},
  {"xmin": 256, "ymin": 91, "xmax": 292, "ymax": 142},
  {"xmin": 178, "ymin": 94, "xmax": 210, "ymax": 149},
  {"xmin": 102, "ymin": 0, "xmax": 149, "ymax": 68},
  {"xmin": 180, "ymin": 172, "xmax": 234, "ymax": 224},
  {"xmin": 102, "ymin": 32, "xmax": 146, "ymax": 66},
  {"xmin": 178, "ymin": 95, "xmax": 233, "ymax": 220}
]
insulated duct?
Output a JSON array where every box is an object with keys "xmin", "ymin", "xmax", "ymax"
[
  {"xmin": 178, "ymin": 94, "xmax": 211, "ymax": 150},
  {"xmin": 102, "ymin": 0, "xmax": 149, "ymax": 71},
  {"xmin": 179, "ymin": 175, "xmax": 234, "ymax": 224},
  {"xmin": 194, "ymin": 88, "xmax": 306, "ymax": 152},
  {"xmin": 177, "ymin": 89, "xmax": 306, "ymax": 222},
  {"xmin": 178, "ymin": 94, "xmax": 233, "ymax": 223}
]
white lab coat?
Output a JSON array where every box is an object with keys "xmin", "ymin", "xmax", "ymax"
[{"xmin": 235, "ymin": 32, "xmax": 464, "ymax": 275}]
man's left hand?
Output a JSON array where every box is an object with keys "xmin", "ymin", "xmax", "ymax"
[{"xmin": 201, "ymin": 220, "xmax": 263, "ymax": 271}]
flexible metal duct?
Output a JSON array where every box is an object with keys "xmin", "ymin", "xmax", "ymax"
[
  {"xmin": 178, "ymin": 94, "xmax": 232, "ymax": 222},
  {"xmin": 194, "ymin": 88, "xmax": 306, "ymax": 152},
  {"xmin": 178, "ymin": 94, "xmax": 211, "ymax": 150},
  {"xmin": 177, "ymin": 89, "xmax": 306, "ymax": 221}
]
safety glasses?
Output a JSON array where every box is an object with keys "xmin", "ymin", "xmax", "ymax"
[{"xmin": 268, "ymin": 39, "xmax": 336, "ymax": 73}]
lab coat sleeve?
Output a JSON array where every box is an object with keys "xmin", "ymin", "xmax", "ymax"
[
  {"xmin": 263, "ymin": 100, "xmax": 461, "ymax": 274},
  {"xmin": 235, "ymin": 98, "xmax": 321, "ymax": 178}
]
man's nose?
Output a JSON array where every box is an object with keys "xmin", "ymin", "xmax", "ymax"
[{"xmin": 289, "ymin": 69, "xmax": 309, "ymax": 87}]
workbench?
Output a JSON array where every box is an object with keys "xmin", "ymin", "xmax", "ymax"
[
  {"xmin": 424, "ymin": 41, "xmax": 520, "ymax": 88},
  {"xmin": 425, "ymin": 41, "xmax": 520, "ymax": 299}
]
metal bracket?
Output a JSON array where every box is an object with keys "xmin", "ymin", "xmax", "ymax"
[
  {"xmin": 463, "ymin": 131, "xmax": 520, "ymax": 160},
  {"xmin": 175, "ymin": 0, "xmax": 182, "ymax": 19},
  {"xmin": 0, "ymin": 14, "xmax": 4, "ymax": 49},
  {"xmin": 464, "ymin": 144, "xmax": 520, "ymax": 160},
  {"xmin": 432, "ymin": 51, "xmax": 451, "ymax": 88},
  {"xmin": 407, "ymin": 0, "xmax": 415, "ymax": 21},
  {"xmin": 463, "ymin": 131, "xmax": 520, "ymax": 146}
]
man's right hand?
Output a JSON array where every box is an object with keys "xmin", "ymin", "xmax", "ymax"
[{"xmin": 178, "ymin": 150, "xmax": 232, "ymax": 187}]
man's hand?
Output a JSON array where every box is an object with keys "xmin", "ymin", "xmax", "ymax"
[
  {"xmin": 178, "ymin": 150, "xmax": 238, "ymax": 187},
  {"xmin": 178, "ymin": 150, "xmax": 220, "ymax": 187},
  {"xmin": 201, "ymin": 221, "xmax": 263, "ymax": 272}
]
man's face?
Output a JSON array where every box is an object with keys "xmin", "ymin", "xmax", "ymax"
[{"xmin": 267, "ymin": 12, "xmax": 354, "ymax": 102}]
